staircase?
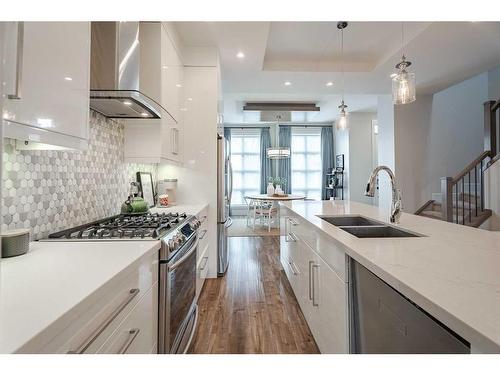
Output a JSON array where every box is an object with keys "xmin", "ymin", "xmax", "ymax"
[{"xmin": 415, "ymin": 99, "xmax": 499, "ymax": 228}]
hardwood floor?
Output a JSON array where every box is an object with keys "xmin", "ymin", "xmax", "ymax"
[{"xmin": 189, "ymin": 236, "xmax": 319, "ymax": 354}]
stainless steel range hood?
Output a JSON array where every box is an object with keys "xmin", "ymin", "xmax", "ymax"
[{"xmin": 90, "ymin": 22, "xmax": 162, "ymax": 119}]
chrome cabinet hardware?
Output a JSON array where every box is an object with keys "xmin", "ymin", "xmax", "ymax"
[
  {"xmin": 312, "ymin": 264, "xmax": 320, "ymax": 307},
  {"xmin": 67, "ymin": 288, "xmax": 140, "ymax": 354},
  {"xmin": 199, "ymin": 256, "xmax": 209, "ymax": 271},
  {"xmin": 8, "ymin": 22, "xmax": 24, "ymax": 100},
  {"xmin": 287, "ymin": 258, "xmax": 298, "ymax": 275},
  {"xmin": 171, "ymin": 128, "xmax": 179, "ymax": 155},
  {"xmin": 309, "ymin": 261, "xmax": 314, "ymax": 300},
  {"xmin": 285, "ymin": 217, "xmax": 298, "ymax": 242},
  {"xmin": 198, "ymin": 229, "xmax": 207, "ymax": 240},
  {"xmin": 118, "ymin": 328, "xmax": 140, "ymax": 354}
]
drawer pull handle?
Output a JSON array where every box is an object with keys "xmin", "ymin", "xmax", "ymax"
[
  {"xmin": 118, "ymin": 328, "xmax": 140, "ymax": 354},
  {"xmin": 308, "ymin": 261, "xmax": 314, "ymax": 300},
  {"xmin": 312, "ymin": 264, "xmax": 320, "ymax": 307},
  {"xmin": 199, "ymin": 256, "xmax": 209, "ymax": 271},
  {"xmin": 199, "ymin": 229, "xmax": 207, "ymax": 239},
  {"xmin": 68, "ymin": 288, "xmax": 140, "ymax": 354}
]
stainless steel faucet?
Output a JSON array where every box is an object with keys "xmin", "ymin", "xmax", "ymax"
[{"xmin": 365, "ymin": 166, "xmax": 402, "ymax": 224}]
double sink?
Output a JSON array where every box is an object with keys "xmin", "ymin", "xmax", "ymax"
[{"xmin": 318, "ymin": 215, "xmax": 422, "ymax": 238}]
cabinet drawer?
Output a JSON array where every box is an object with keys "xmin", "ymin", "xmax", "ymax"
[
  {"xmin": 288, "ymin": 213, "xmax": 347, "ymax": 281},
  {"xmin": 196, "ymin": 244, "xmax": 209, "ymax": 300},
  {"xmin": 97, "ymin": 282, "xmax": 158, "ymax": 354},
  {"xmin": 197, "ymin": 207, "xmax": 209, "ymax": 260},
  {"xmin": 31, "ymin": 251, "xmax": 158, "ymax": 354}
]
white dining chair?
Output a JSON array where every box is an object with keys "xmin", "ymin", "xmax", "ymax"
[
  {"xmin": 243, "ymin": 196, "xmax": 256, "ymax": 227},
  {"xmin": 253, "ymin": 200, "xmax": 278, "ymax": 232}
]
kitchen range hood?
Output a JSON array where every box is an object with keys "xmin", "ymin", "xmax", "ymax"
[{"xmin": 90, "ymin": 22, "xmax": 162, "ymax": 119}]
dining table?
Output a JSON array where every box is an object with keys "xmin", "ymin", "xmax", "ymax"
[{"xmin": 244, "ymin": 194, "xmax": 306, "ymax": 229}]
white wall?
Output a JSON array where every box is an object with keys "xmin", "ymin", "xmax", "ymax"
[
  {"xmin": 394, "ymin": 95, "xmax": 433, "ymax": 213},
  {"xmin": 376, "ymin": 72, "xmax": 492, "ymax": 214},
  {"xmin": 376, "ymin": 95, "xmax": 396, "ymax": 214},
  {"xmin": 488, "ymin": 66, "xmax": 500, "ymax": 100},
  {"xmin": 484, "ymin": 160, "xmax": 500, "ymax": 230},
  {"xmin": 334, "ymin": 122, "xmax": 350, "ymax": 201},
  {"xmin": 346, "ymin": 112, "xmax": 377, "ymax": 205},
  {"xmin": 424, "ymin": 73, "xmax": 488, "ymax": 198}
]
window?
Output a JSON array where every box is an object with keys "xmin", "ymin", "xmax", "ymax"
[
  {"xmin": 229, "ymin": 128, "xmax": 261, "ymax": 205},
  {"xmin": 291, "ymin": 128, "xmax": 322, "ymax": 200}
]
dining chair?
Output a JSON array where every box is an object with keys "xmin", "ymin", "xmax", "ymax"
[
  {"xmin": 243, "ymin": 196, "xmax": 256, "ymax": 227},
  {"xmin": 253, "ymin": 200, "xmax": 278, "ymax": 232}
]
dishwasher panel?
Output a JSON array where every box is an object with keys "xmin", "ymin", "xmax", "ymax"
[{"xmin": 349, "ymin": 258, "xmax": 470, "ymax": 354}]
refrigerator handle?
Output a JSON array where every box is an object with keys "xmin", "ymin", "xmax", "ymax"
[
  {"xmin": 224, "ymin": 217, "xmax": 233, "ymax": 228},
  {"xmin": 227, "ymin": 157, "xmax": 233, "ymax": 206}
]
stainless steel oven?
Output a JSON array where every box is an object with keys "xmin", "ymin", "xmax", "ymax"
[{"xmin": 158, "ymin": 224, "xmax": 199, "ymax": 354}]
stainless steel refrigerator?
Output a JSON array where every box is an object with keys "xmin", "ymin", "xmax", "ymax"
[{"xmin": 217, "ymin": 134, "xmax": 232, "ymax": 276}]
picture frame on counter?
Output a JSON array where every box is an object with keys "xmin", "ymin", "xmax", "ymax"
[{"xmin": 137, "ymin": 172, "xmax": 155, "ymax": 208}]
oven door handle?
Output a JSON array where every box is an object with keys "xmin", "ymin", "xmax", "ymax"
[
  {"xmin": 168, "ymin": 238, "xmax": 198, "ymax": 271},
  {"xmin": 182, "ymin": 304, "xmax": 199, "ymax": 354}
]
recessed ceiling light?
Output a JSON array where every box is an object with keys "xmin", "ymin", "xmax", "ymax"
[
  {"xmin": 123, "ymin": 100, "xmax": 132, "ymax": 106},
  {"xmin": 326, "ymin": 81, "xmax": 334, "ymax": 87},
  {"xmin": 64, "ymin": 77, "xmax": 72, "ymax": 81},
  {"xmin": 187, "ymin": 97, "xmax": 193, "ymax": 101},
  {"xmin": 236, "ymin": 51, "xmax": 245, "ymax": 59},
  {"xmin": 284, "ymin": 81, "xmax": 292, "ymax": 86},
  {"xmin": 140, "ymin": 112, "xmax": 149, "ymax": 117},
  {"xmin": 176, "ymin": 83, "xmax": 182, "ymax": 88}
]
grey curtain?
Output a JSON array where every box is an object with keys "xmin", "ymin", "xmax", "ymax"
[
  {"xmin": 321, "ymin": 126, "xmax": 335, "ymax": 200},
  {"xmin": 260, "ymin": 128, "xmax": 272, "ymax": 194},
  {"xmin": 278, "ymin": 126, "xmax": 292, "ymax": 194}
]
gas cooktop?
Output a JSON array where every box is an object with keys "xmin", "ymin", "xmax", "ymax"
[{"xmin": 44, "ymin": 212, "xmax": 189, "ymax": 240}]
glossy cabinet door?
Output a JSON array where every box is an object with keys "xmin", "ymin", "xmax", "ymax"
[
  {"xmin": 306, "ymin": 252, "xmax": 348, "ymax": 354},
  {"xmin": 161, "ymin": 24, "xmax": 183, "ymax": 124},
  {"xmin": 3, "ymin": 22, "xmax": 90, "ymax": 150},
  {"xmin": 280, "ymin": 210, "xmax": 348, "ymax": 354}
]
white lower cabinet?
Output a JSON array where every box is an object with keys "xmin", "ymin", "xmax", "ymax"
[
  {"xmin": 196, "ymin": 244, "xmax": 209, "ymax": 300},
  {"xmin": 280, "ymin": 214, "xmax": 348, "ymax": 354},
  {"xmin": 97, "ymin": 282, "xmax": 158, "ymax": 354},
  {"xmin": 19, "ymin": 251, "xmax": 159, "ymax": 354}
]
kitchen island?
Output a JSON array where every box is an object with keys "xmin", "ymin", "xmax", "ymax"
[{"xmin": 280, "ymin": 200, "xmax": 500, "ymax": 354}]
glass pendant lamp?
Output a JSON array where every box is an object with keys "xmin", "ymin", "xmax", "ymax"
[
  {"xmin": 337, "ymin": 21, "xmax": 349, "ymax": 131},
  {"xmin": 392, "ymin": 23, "xmax": 416, "ymax": 105},
  {"xmin": 337, "ymin": 100, "xmax": 348, "ymax": 131}
]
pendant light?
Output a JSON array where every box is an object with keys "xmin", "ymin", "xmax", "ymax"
[
  {"xmin": 267, "ymin": 115, "xmax": 290, "ymax": 159},
  {"xmin": 392, "ymin": 22, "xmax": 416, "ymax": 105},
  {"xmin": 337, "ymin": 21, "xmax": 348, "ymax": 131}
]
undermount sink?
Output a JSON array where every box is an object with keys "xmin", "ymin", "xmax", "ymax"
[
  {"xmin": 319, "ymin": 215, "xmax": 382, "ymax": 227},
  {"xmin": 338, "ymin": 225, "xmax": 420, "ymax": 238},
  {"xmin": 318, "ymin": 215, "xmax": 422, "ymax": 238}
]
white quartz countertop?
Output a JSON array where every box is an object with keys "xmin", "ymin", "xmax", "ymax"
[
  {"xmin": 0, "ymin": 240, "xmax": 161, "ymax": 353},
  {"xmin": 150, "ymin": 203, "xmax": 208, "ymax": 216},
  {"xmin": 281, "ymin": 200, "xmax": 500, "ymax": 353}
]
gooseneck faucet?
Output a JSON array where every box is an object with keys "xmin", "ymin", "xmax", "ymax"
[{"xmin": 365, "ymin": 166, "xmax": 402, "ymax": 224}]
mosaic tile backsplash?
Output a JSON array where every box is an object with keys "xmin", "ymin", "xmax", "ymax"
[{"xmin": 2, "ymin": 110, "xmax": 158, "ymax": 240}]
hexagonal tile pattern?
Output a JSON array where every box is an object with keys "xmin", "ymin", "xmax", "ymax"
[{"xmin": 2, "ymin": 110, "xmax": 158, "ymax": 240}]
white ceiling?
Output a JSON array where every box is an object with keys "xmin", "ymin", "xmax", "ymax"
[{"xmin": 174, "ymin": 21, "xmax": 500, "ymax": 123}]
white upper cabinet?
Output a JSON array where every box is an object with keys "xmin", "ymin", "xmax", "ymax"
[
  {"xmin": 161, "ymin": 24, "xmax": 184, "ymax": 124},
  {"xmin": 2, "ymin": 22, "xmax": 90, "ymax": 150},
  {"xmin": 123, "ymin": 22, "xmax": 183, "ymax": 164}
]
